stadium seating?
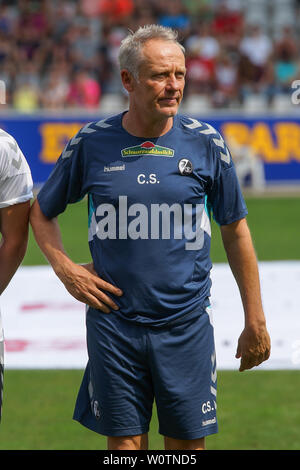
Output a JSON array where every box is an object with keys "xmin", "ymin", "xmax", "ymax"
[{"xmin": 0, "ymin": 0, "xmax": 299, "ymax": 112}]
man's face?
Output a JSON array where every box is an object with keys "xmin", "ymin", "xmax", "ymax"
[{"xmin": 125, "ymin": 39, "xmax": 186, "ymax": 121}]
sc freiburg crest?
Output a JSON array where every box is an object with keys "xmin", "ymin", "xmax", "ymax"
[{"xmin": 178, "ymin": 158, "xmax": 193, "ymax": 175}]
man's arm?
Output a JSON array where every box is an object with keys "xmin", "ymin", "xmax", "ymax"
[
  {"xmin": 29, "ymin": 199, "xmax": 123, "ymax": 313},
  {"xmin": 220, "ymin": 217, "xmax": 271, "ymax": 371},
  {"xmin": 0, "ymin": 201, "xmax": 30, "ymax": 294}
]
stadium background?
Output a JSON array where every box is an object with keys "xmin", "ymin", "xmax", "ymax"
[{"xmin": 0, "ymin": 0, "xmax": 300, "ymax": 450}]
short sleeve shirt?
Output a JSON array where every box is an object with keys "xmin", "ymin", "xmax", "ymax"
[
  {"xmin": 37, "ymin": 113, "xmax": 248, "ymax": 326},
  {"xmin": 0, "ymin": 129, "xmax": 33, "ymax": 208}
]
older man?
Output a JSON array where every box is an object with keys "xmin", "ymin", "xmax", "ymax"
[
  {"xmin": 0, "ymin": 129, "xmax": 33, "ymax": 421},
  {"xmin": 30, "ymin": 25, "xmax": 270, "ymax": 450}
]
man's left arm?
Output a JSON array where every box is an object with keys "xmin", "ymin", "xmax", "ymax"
[
  {"xmin": 220, "ymin": 217, "xmax": 271, "ymax": 372},
  {"xmin": 0, "ymin": 201, "xmax": 30, "ymax": 294}
]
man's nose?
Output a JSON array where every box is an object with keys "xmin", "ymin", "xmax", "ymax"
[{"xmin": 166, "ymin": 74, "xmax": 181, "ymax": 90}]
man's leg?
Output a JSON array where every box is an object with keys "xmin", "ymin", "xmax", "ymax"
[
  {"xmin": 73, "ymin": 311, "xmax": 153, "ymax": 441},
  {"xmin": 164, "ymin": 436, "xmax": 205, "ymax": 450},
  {"xmin": 148, "ymin": 310, "xmax": 218, "ymax": 446},
  {"xmin": 108, "ymin": 433, "xmax": 148, "ymax": 450}
]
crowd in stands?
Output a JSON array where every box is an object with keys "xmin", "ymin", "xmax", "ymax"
[{"xmin": 0, "ymin": 0, "xmax": 300, "ymax": 112}]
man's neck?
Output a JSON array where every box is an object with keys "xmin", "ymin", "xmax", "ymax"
[{"xmin": 122, "ymin": 109, "xmax": 174, "ymax": 138}]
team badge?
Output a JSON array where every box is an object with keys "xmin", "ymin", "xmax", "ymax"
[{"xmin": 178, "ymin": 158, "xmax": 193, "ymax": 175}]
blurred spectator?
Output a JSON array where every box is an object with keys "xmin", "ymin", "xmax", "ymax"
[
  {"xmin": 99, "ymin": 0, "xmax": 134, "ymax": 25},
  {"xmin": 14, "ymin": 61, "xmax": 41, "ymax": 90},
  {"xmin": 272, "ymin": 26, "xmax": 300, "ymax": 95},
  {"xmin": 79, "ymin": 0, "xmax": 102, "ymax": 17},
  {"xmin": 273, "ymin": 48, "xmax": 300, "ymax": 95},
  {"xmin": 182, "ymin": 0, "xmax": 214, "ymax": 22},
  {"xmin": 69, "ymin": 23, "xmax": 100, "ymax": 68},
  {"xmin": 129, "ymin": 0, "xmax": 157, "ymax": 28},
  {"xmin": 100, "ymin": 25, "xmax": 127, "ymax": 94},
  {"xmin": 16, "ymin": 0, "xmax": 50, "ymax": 60},
  {"xmin": 0, "ymin": 0, "xmax": 299, "ymax": 112},
  {"xmin": 239, "ymin": 25, "xmax": 273, "ymax": 75},
  {"xmin": 0, "ymin": 58, "xmax": 16, "ymax": 104},
  {"xmin": 211, "ymin": 0, "xmax": 244, "ymax": 47},
  {"xmin": 13, "ymin": 83, "xmax": 40, "ymax": 112},
  {"xmin": 184, "ymin": 22, "xmax": 219, "ymax": 96},
  {"xmin": 238, "ymin": 25, "xmax": 274, "ymax": 102},
  {"xmin": 67, "ymin": 69, "xmax": 101, "ymax": 108},
  {"xmin": 274, "ymin": 25, "xmax": 299, "ymax": 58},
  {"xmin": 157, "ymin": 0, "xmax": 190, "ymax": 34},
  {"xmin": 95, "ymin": 47, "xmax": 116, "ymax": 94},
  {"xmin": 184, "ymin": 22, "xmax": 220, "ymax": 61},
  {"xmin": 0, "ymin": 32, "xmax": 15, "ymax": 64},
  {"xmin": 40, "ymin": 69, "xmax": 70, "ymax": 109},
  {"xmin": 185, "ymin": 40, "xmax": 215, "ymax": 96},
  {"xmin": 50, "ymin": 1, "xmax": 77, "ymax": 41},
  {"xmin": 0, "ymin": 4, "xmax": 18, "ymax": 34},
  {"xmin": 211, "ymin": 49, "xmax": 238, "ymax": 107}
]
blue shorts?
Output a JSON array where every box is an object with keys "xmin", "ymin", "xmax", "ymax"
[{"xmin": 73, "ymin": 306, "xmax": 218, "ymax": 440}]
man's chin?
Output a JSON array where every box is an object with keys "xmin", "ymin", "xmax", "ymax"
[{"xmin": 158, "ymin": 104, "xmax": 179, "ymax": 118}]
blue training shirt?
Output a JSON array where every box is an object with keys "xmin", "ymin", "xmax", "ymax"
[{"xmin": 37, "ymin": 112, "xmax": 248, "ymax": 326}]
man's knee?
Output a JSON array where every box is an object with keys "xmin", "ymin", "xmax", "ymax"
[
  {"xmin": 107, "ymin": 433, "xmax": 148, "ymax": 450},
  {"xmin": 164, "ymin": 436, "xmax": 206, "ymax": 450}
]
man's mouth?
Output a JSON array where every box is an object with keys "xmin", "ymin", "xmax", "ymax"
[{"xmin": 159, "ymin": 97, "xmax": 179, "ymax": 105}]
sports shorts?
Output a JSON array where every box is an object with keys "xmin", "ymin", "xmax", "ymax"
[{"xmin": 73, "ymin": 305, "xmax": 218, "ymax": 440}]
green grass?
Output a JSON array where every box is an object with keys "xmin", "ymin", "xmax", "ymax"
[
  {"xmin": 4, "ymin": 196, "xmax": 300, "ymax": 450},
  {"xmin": 1, "ymin": 369, "xmax": 300, "ymax": 450},
  {"xmin": 211, "ymin": 196, "xmax": 300, "ymax": 262}
]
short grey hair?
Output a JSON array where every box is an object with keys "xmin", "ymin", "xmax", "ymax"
[{"xmin": 118, "ymin": 24, "xmax": 185, "ymax": 80}]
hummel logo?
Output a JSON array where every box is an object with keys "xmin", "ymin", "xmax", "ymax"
[{"xmin": 104, "ymin": 164, "xmax": 125, "ymax": 172}]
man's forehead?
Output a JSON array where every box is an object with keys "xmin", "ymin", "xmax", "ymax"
[
  {"xmin": 142, "ymin": 39, "xmax": 184, "ymax": 58},
  {"xmin": 140, "ymin": 39, "xmax": 185, "ymax": 67}
]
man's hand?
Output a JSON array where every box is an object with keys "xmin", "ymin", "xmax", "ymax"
[
  {"xmin": 56, "ymin": 260, "xmax": 123, "ymax": 313},
  {"xmin": 235, "ymin": 323, "xmax": 271, "ymax": 372},
  {"xmin": 30, "ymin": 200, "xmax": 123, "ymax": 314}
]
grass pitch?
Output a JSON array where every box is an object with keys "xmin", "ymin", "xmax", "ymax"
[
  {"xmin": 1, "ymin": 369, "xmax": 300, "ymax": 450},
  {"xmin": 1, "ymin": 195, "xmax": 299, "ymax": 450}
]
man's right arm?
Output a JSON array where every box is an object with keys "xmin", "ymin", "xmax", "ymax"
[
  {"xmin": 220, "ymin": 217, "xmax": 271, "ymax": 371},
  {"xmin": 29, "ymin": 199, "xmax": 123, "ymax": 313}
]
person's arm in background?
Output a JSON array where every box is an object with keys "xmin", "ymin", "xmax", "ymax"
[
  {"xmin": 0, "ymin": 201, "xmax": 30, "ymax": 294},
  {"xmin": 29, "ymin": 198, "xmax": 123, "ymax": 313},
  {"xmin": 220, "ymin": 217, "xmax": 271, "ymax": 371}
]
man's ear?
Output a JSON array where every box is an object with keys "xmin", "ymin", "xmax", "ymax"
[{"xmin": 121, "ymin": 69, "xmax": 136, "ymax": 93}]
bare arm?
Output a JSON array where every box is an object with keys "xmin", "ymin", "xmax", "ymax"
[
  {"xmin": 29, "ymin": 199, "xmax": 122, "ymax": 313},
  {"xmin": 220, "ymin": 218, "xmax": 271, "ymax": 371},
  {"xmin": 0, "ymin": 201, "xmax": 30, "ymax": 294}
]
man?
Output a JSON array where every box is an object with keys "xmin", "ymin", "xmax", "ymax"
[
  {"xmin": 30, "ymin": 25, "xmax": 270, "ymax": 450},
  {"xmin": 0, "ymin": 129, "xmax": 33, "ymax": 421}
]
